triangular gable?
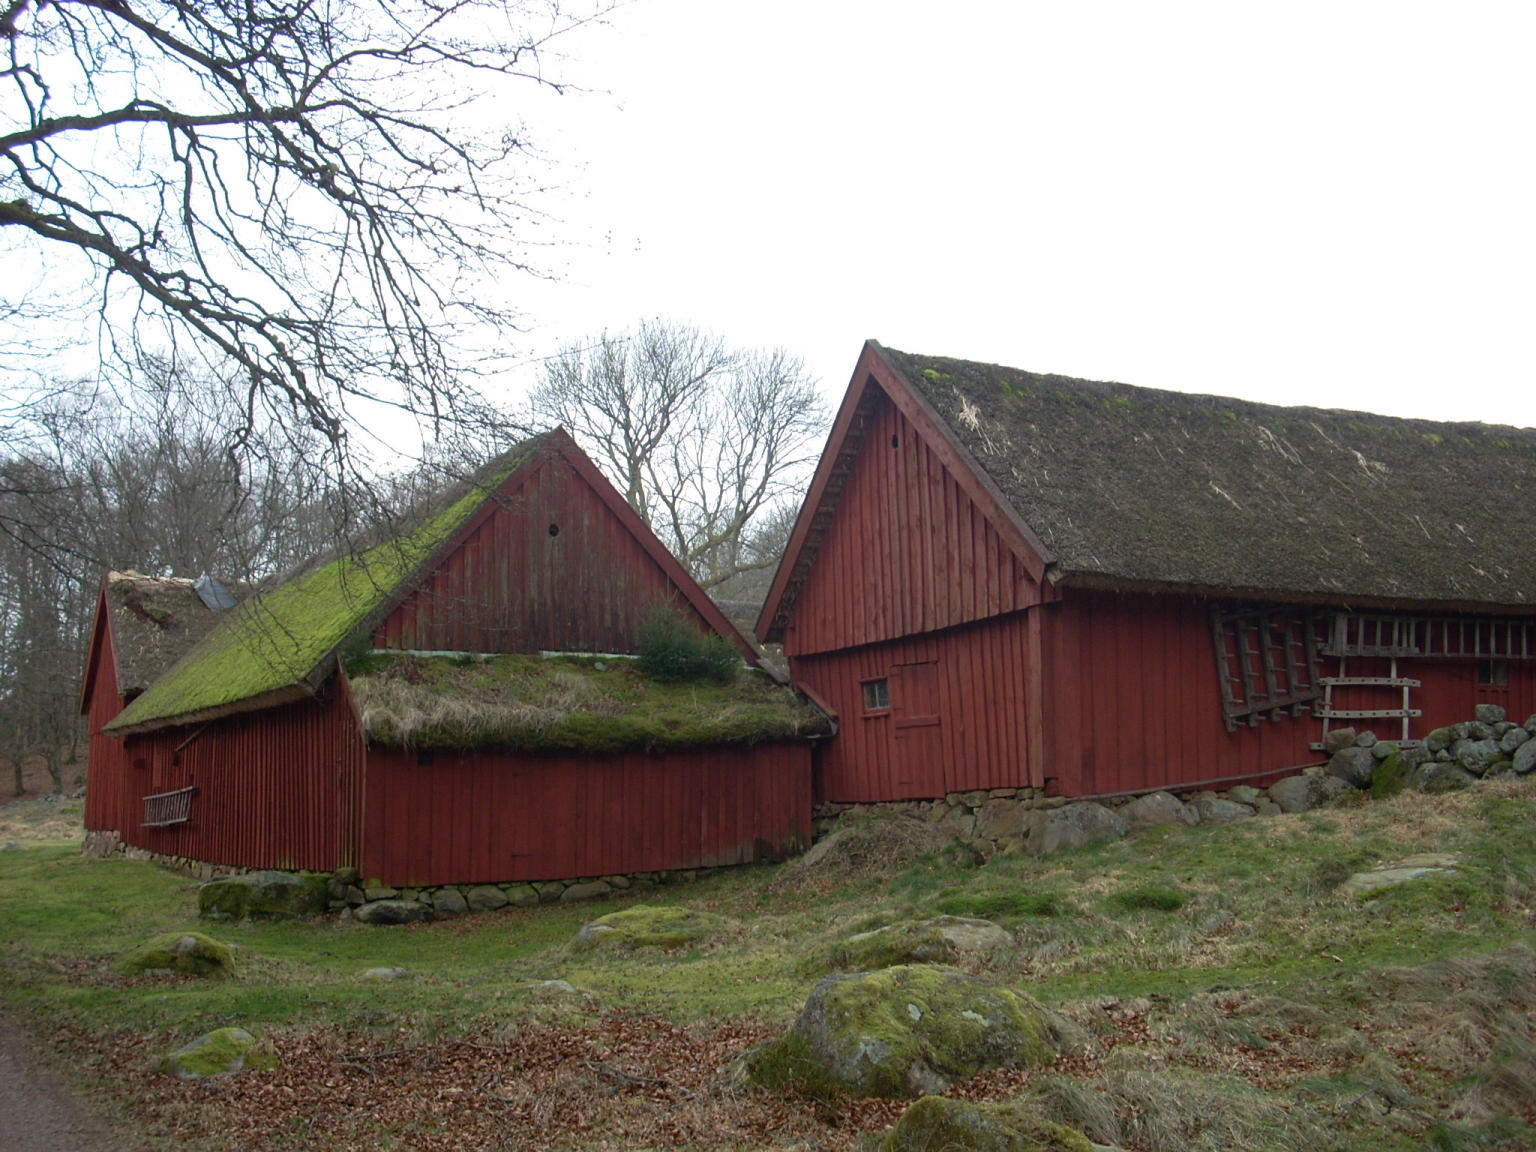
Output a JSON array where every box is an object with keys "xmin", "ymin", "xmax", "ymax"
[
  {"xmin": 78, "ymin": 582, "xmax": 115, "ymax": 717},
  {"xmin": 378, "ymin": 427, "xmax": 774, "ymax": 675},
  {"xmin": 110, "ymin": 430, "xmax": 778, "ymax": 736},
  {"xmin": 757, "ymin": 341, "xmax": 1053, "ymax": 645}
]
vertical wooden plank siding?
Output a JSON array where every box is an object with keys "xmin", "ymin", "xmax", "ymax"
[
  {"xmin": 785, "ymin": 394, "xmax": 1040, "ymax": 658},
  {"xmin": 789, "ymin": 613, "xmax": 1035, "ymax": 802},
  {"xmin": 1041, "ymin": 591, "xmax": 1320, "ymax": 795},
  {"xmin": 359, "ymin": 743, "xmax": 812, "ymax": 887},
  {"xmin": 82, "ymin": 622, "xmax": 135, "ymax": 835},
  {"xmin": 376, "ymin": 454, "xmax": 717, "ymax": 655},
  {"xmin": 109, "ymin": 692, "xmax": 358, "ymax": 871}
]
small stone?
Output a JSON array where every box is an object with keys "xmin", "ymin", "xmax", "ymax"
[
  {"xmin": 353, "ymin": 899, "xmax": 435, "ymax": 925},
  {"xmin": 159, "ymin": 1027, "xmax": 274, "ymax": 1080},
  {"xmin": 1322, "ymin": 727, "xmax": 1358, "ymax": 755},
  {"xmin": 1499, "ymin": 727, "xmax": 1530, "ymax": 755},
  {"xmin": 1227, "ymin": 785, "xmax": 1263, "ymax": 805},
  {"xmin": 504, "ymin": 884, "xmax": 540, "ymax": 907},
  {"xmin": 534, "ymin": 882, "xmax": 566, "ymax": 903},
  {"xmin": 1371, "ymin": 741, "xmax": 1399, "ymax": 761},
  {"xmin": 363, "ymin": 886, "xmax": 399, "ymax": 902},
  {"xmin": 466, "ymin": 885, "xmax": 509, "ymax": 912},
  {"xmin": 1354, "ymin": 730, "xmax": 1378, "ymax": 748},
  {"xmin": 1190, "ymin": 795, "xmax": 1255, "ymax": 824},
  {"xmin": 560, "ymin": 880, "xmax": 613, "ymax": 902},
  {"xmin": 602, "ymin": 875, "xmax": 632, "ymax": 890},
  {"xmin": 360, "ymin": 967, "xmax": 409, "ymax": 981},
  {"xmin": 1475, "ymin": 703, "xmax": 1507, "ymax": 725},
  {"xmin": 431, "ymin": 887, "xmax": 468, "ymax": 916}
]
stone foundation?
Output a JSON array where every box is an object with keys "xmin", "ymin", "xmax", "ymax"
[{"xmin": 82, "ymin": 828, "xmax": 716, "ymax": 914}]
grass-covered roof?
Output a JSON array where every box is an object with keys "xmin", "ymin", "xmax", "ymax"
[
  {"xmin": 104, "ymin": 443, "xmax": 538, "ymax": 734},
  {"xmin": 100, "ymin": 573, "xmax": 246, "ymax": 698},
  {"xmin": 881, "ymin": 345, "xmax": 1536, "ymax": 609},
  {"xmin": 346, "ymin": 652, "xmax": 831, "ymax": 752}
]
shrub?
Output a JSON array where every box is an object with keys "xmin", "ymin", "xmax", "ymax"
[
  {"xmin": 636, "ymin": 606, "xmax": 739, "ymax": 684},
  {"xmin": 1110, "ymin": 885, "xmax": 1187, "ymax": 913}
]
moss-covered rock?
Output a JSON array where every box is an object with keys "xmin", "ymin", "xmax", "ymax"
[
  {"xmin": 825, "ymin": 916, "xmax": 1012, "ymax": 972},
  {"xmin": 120, "ymin": 931, "xmax": 234, "ymax": 977},
  {"xmin": 198, "ymin": 870, "xmax": 330, "ymax": 921},
  {"xmin": 159, "ymin": 1027, "xmax": 277, "ymax": 1079},
  {"xmin": 571, "ymin": 904, "xmax": 728, "ymax": 952},
  {"xmin": 880, "ymin": 1095, "xmax": 1095, "ymax": 1152},
  {"xmin": 759, "ymin": 964, "xmax": 1057, "ymax": 1098}
]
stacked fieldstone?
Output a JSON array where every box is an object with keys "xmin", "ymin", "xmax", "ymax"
[{"xmin": 811, "ymin": 706, "xmax": 1536, "ymax": 859}]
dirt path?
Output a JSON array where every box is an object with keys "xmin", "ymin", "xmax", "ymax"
[{"xmin": 0, "ymin": 1017, "xmax": 142, "ymax": 1152}]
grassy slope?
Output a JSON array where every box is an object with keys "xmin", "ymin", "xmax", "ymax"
[{"xmin": 3, "ymin": 781, "xmax": 1535, "ymax": 1150}]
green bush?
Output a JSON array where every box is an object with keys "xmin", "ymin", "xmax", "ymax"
[{"xmin": 636, "ymin": 606, "xmax": 739, "ymax": 684}]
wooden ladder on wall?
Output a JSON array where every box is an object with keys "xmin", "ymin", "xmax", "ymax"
[{"xmin": 1313, "ymin": 655, "xmax": 1422, "ymax": 750}]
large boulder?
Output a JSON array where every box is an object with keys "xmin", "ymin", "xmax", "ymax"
[
  {"xmin": 1022, "ymin": 803, "xmax": 1128, "ymax": 856},
  {"xmin": 1450, "ymin": 738, "xmax": 1503, "ymax": 776},
  {"xmin": 1475, "ymin": 703, "xmax": 1507, "ymax": 725},
  {"xmin": 198, "ymin": 871, "xmax": 329, "ymax": 921},
  {"xmin": 1268, "ymin": 774, "xmax": 1354, "ymax": 813},
  {"xmin": 880, "ymin": 1095, "xmax": 1095, "ymax": 1152},
  {"xmin": 1412, "ymin": 762, "xmax": 1477, "ymax": 794},
  {"xmin": 159, "ymin": 1027, "xmax": 276, "ymax": 1080},
  {"xmin": 761, "ymin": 964, "xmax": 1056, "ymax": 1098},
  {"xmin": 120, "ymin": 931, "xmax": 234, "ymax": 977},
  {"xmin": 571, "ymin": 904, "xmax": 728, "ymax": 952},
  {"xmin": 1327, "ymin": 746, "xmax": 1377, "ymax": 789},
  {"xmin": 1512, "ymin": 739, "xmax": 1536, "ymax": 775},
  {"xmin": 1339, "ymin": 854, "xmax": 1460, "ymax": 899},
  {"xmin": 1121, "ymin": 791, "xmax": 1195, "ymax": 832},
  {"xmin": 826, "ymin": 916, "xmax": 1013, "ymax": 972}
]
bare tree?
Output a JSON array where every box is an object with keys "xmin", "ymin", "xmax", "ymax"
[
  {"xmin": 2, "ymin": 0, "xmax": 598, "ymax": 465},
  {"xmin": 531, "ymin": 320, "xmax": 828, "ymax": 591}
]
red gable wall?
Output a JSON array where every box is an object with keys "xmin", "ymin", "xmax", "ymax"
[{"xmin": 376, "ymin": 449, "xmax": 723, "ymax": 655}]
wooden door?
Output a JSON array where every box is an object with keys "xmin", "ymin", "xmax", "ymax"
[{"xmin": 892, "ymin": 659, "xmax": 944, "ymax": 796}]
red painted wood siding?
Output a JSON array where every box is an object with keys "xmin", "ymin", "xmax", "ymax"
[
  {"xmin": 361, "ymin": 743, "xmax": 812, "ymax": 887},
  {"xmin": 785, "ymin": 393, "xmax": 1039, "ymax": 657},
  {"xmin": 1041, "ymin": 591, "xmax": 1320, "ymax": 795},
  {"xmin": 1326, "ymin": 655, "xmax": 1536, "ymax": 737},
  {"xmin": 377, "ymin": 453, "xmax": 715, "ymax": 654},
  {"xmin": 106, "ymin": 690, "xmax": 364, "ymax": 871},
  {"xmin": 82, "ymin": 617, "xmax": 132, "ymax": 834},
  {"xmin": 790, "ymin": 614, "xmax": 1038, "ymax": 802}
]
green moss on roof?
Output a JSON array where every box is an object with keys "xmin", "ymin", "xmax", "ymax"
[
  {"xmin": 347, "ymin": 653, "xmax": 830, "ymax": 753},
  {"xmin": 105, "ymin": 478, "xmax": 501, "ymax": 733}
]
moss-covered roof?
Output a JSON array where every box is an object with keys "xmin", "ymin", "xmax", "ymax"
[
  {"xmin": 346, "ymin": 652, "xmax": 831, "ymax": 752},
  {"xmin": 880, "ymin": 345, "xmax": 1536, "ymax": 608},
  {"xmin": 102, "ymin": 572, "xmax": 248, "ymax": 697},
  {"xmin": 104, "ymin": 444, "xmax": 537, "ymax": 734}
]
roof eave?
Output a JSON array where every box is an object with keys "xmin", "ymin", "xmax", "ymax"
[{"xmin": 102, "ymin": 682, "xmax": 318, "ymax": 737}]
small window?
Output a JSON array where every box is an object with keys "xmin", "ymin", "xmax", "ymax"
[
  {"xmin": 1478, "ymin": 659, "xmax": 1509, "ymax": 686},
  {"xmin": 862, "ymin": 678, "xmax": 890, "ymax": 712}
]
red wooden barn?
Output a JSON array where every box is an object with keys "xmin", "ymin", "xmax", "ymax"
[
  {"xmin": 758, "ymin": 342, "xmax": 1536, "ymax": 803},
  {"xmin": 83, "ymin": 429, "xmax": 824, "ymax": 885}
]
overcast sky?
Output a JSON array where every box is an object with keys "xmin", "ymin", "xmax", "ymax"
[{"xmin": 505, "ymin": 0, "xmax": 1536, "ymax": 430}]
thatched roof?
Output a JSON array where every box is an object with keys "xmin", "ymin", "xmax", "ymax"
[
  {"xmin": 760, "ymin": 342, "xmax": 1536, "ymax": 641},
  {"xmin": 102, "ymin": 572, "xmax": 248, "ymax": 697},
  {"xmin": 882, "ymin": 345, "xmax": 1536, "ymax": 608},
  {"xmin": 347, "ymin": 652, "xmax": 830, "ymax": 752}
]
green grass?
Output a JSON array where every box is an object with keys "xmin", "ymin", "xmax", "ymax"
[{"xmin": 5, "ymin": 778, "xmax": 1536, "ymax": 1150}]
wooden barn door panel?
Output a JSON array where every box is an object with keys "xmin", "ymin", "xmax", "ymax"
[{"xmin": 892, "ymin": 660, "xmax": 943, "ymax": 794}]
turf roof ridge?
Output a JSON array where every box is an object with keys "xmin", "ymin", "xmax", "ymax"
[{"xmin": 104, "ymin": 444, "xmax": 536, "ymax": 733}]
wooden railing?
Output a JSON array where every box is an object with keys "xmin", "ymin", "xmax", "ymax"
[{"xmin": 142, "ymin": 786, "xmax": 196, "ymax": 828}]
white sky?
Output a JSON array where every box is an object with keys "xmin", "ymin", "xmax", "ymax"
[{"xmin": 501, "ymin": 0, "xmax": 1536, "ymax": 430}]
